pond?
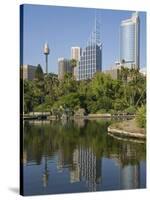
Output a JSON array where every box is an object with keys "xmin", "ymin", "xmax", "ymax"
[{"xmin": 22, "ymin": 119, "xmax": 146, "ymax": 196}]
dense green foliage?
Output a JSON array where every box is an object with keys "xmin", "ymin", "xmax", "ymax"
[
  {"xmin": 136, "ymin": 105, "xmax": 146, "ymax": 128},
  {"xmin": 23, "ymin": 68, "xmax": 146, "ymax": 114}
]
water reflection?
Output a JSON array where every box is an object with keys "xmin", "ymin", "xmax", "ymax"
[
  {"xmin": 70, "ymin": 147, "xmax": 102, "ymax": 191},
  {"xmin": 43, "ymin": 155, "xmax": 49, "ymax": 188},
  {"xmin": 23, "ymin": 120, "xmax": 146, "ymax": 195}
]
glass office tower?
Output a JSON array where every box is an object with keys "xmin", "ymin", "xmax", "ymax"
[
  {"xmin": 120, "ymin": 12, "xmax": 140, "ymax": 69},
  {"xmin": 76, "ymin": 19, "xmax": 102, "ymax": 80}
]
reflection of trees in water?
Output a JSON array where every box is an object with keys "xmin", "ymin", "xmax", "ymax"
[
  {"xmin": 24, "ymin": 120, "xmax": 145, "ymax": 165},
  {"xmin": 23, "ymin": 120, "xmax": 146, "ymax": 189}
]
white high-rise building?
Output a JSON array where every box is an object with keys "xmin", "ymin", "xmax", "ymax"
[
  {"xmin": 71, "ymin": 47, "xmax": 81, "ymax": 79},
  {"xmin": 71, "ymin": 47, "xmax": 81, "ymax": 61},
  {"xmin": 120, "ymin": 12, "xmax": 140, "ymax": 69},
  {"xmin": 58, "ymin": 58, "xmax": 72, "ymax": 80}
]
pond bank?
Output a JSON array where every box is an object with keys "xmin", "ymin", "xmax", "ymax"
[
  {"xmin": 23, "ymin": 112, "xmax": 135, "ymax": 120},
  {"xmin": 108, "ymin": 119, "xmax": 146, "ymax": 140}
]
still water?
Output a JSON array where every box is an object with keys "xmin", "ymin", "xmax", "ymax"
[{"xmin": 23, "ymin": 119, "xmax": 146, "ymax": 196}]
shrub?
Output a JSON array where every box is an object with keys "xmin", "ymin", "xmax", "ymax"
[
  {"xmin": 113, "ymin": 99, "xmax": 129, "ymax": 111},
  {"xmin": 34, "ymin": 104, "xmax": 51, "ymax": 112},
  {"xmin": 135, "ymin": 105, "xmax": 146, "ymax": 128},
  {"xmin": 109, "ymin": 109, "xmax": 117, "ymax": 115},
  {"xmin": 124, "ymin": 106, "xmax": 136, "ymax": 115},
  {"xmin": 96, "ymin": 109, "xmax": 107, "ymax": 114}
]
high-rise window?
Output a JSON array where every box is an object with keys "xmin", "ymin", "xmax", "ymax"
[
  {"xmin": 76, "ymin": 19, "xmax": 102, "ymax": 80},
  {"xmin": 120, "ymin": 12, "xmax": 140, "ymax": 69}
]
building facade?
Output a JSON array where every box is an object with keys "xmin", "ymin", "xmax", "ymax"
[
  {"xmin": 76, "ymin": 19, "xmax": 102, "ymax": 80},
  {"xmin": 58, "ymin": 58, "xmax": 73, "ymax": 80},
  {"xmin": 21, "ymin": 64, "xmax": 37, "ymax": 80},
  {"xmin": 120, "ymin": 12, "xmax": 140, "ymax": 69},
  {"xmin": 103, "ymin": 68, "xmax": 120, "ymax": 79},
  {"xmin": 71, "ymin": 47, "xmax": 82, "ymax": 79},
  {"xmin": 71, "ymin": 47, "xmax": 81, "ymax": 61}
]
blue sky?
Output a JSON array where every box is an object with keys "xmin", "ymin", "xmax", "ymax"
[{"xmin": 21, "ymin": 4, "xmax": 146, "ymax": 73}]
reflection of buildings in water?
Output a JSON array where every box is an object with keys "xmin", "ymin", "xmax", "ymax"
[
  {"xmin": 57, "ymin": 149, "xmax": 65, "ymax": 173},
  {"xmin": 121, "ymin": 143, "xmax": 137, "ymax": 162},
  {"xmin": 42, "ymin": 156, "xmax": 49, "ymax": 188},
  {"xmin": 57, "ymin": 149, "xmax": 73, "ymax": 173},
  {"xmin": 109, "ymin": 142, "xmax": 141, "ymax": 189},
  {"xmin": 70, "ymin": 147, "xmax": 102, "ymax": 191},
  {"xmin": 120, "ymin": 143, "xmax": 140, "ymax": 189},
  {"xmin": 70, "ymin": 149, "xmax": 80, "ymax": 183},
  {"xmin": 120, "ymin": 164, "xmax": 140, "ymax": 189}
]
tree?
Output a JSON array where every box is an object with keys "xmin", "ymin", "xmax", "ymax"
[
  {"xmin": 58, "ymin": 73, "xmax": 78, "ymax": 96},
  {"xmin": 53, "ymin": 93, "xmax": 80, "ymax": 110},
  {"xmin": 24, "ymin": 80, "xmax": 39, "ymax": 113},
  {"xmin": 23, "ymin": 68, "xmax": 146, "ymax": 114},
  {"xmin": 35, "ymin": 64, "xmax": 44, "ymax": 80},
  {"xmin": 120, "ymin": 66, "xmax": 129, "ymax": 84},
  {"xmin": 70, "ymin": 59, "xmax": 77, "ymax": 69},
  {"xmin": 70, "ymin": 59, "xmax": 77, "ymax": 79}
]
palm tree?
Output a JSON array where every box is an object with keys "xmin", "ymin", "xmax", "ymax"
[
  {"xmin": 129, "ymin": 68, "xmax": 139, "ymax": 82},
  {"xmin": 70, "ymin": 59, "xmax": 77, "ymax": 79},
  {"xmin": 35, "ymin": 64, "xmax": 44, "ymax": 80},
  {"xmin": 70, "ymin": 59, "xmax": 77, "ymax": 68},
  {"xmin": 120, "ymin": 66, "xmax": 129, "ymax": 84}
]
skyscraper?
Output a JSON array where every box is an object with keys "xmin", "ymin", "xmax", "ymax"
[
  {"xmin": 76, "ymin": 19, "xmax": 102, "ymax": 80},
  {"xmin": 58, "ymin": 58, "xmax": 72, "ymax": 80},
  {"xmin": 71, "ymin": 47, "xmax": 81, "ymax": 79},
  {"xmin": 120, "ymin": 12, "xmax": 140, "ymax": 69},
  {"xmin": 71, "ymin": 47, "xmax": 81, "ymax": 61}
]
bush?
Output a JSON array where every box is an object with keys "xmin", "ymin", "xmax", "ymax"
[
  {"xmin": 124, "ymin": 106, "xmax": 136, "ymax": 115},
  {"xmin": 135, "ymin": 105, "xmax": 146, "ymax": 128},
  {"xmin": 109, "ymin": 109, "xmax": 118, "ymax": 115},
  {"xmin": 34, "ymin": 104, "xmax": 51, "ymax": 112},
  {"xmin": 113, "ymin": 99, "xmax": 129, "ymax": 111},
  {"xmin": 96, "ymin": 109, "xmax": 107, "ymax": 114}
]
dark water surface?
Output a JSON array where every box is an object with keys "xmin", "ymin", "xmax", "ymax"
[{"xmin": 23, "ymin": 119, "xmax": 146, "ymax": 196}]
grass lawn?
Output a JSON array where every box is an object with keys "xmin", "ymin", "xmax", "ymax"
[{"xmin": 111, "ymin": 119, "xmax": 145, "ymax": 135}]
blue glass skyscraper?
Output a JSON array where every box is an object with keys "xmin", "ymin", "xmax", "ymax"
[
  {"xmin": 76, "ymin": 19, "xmax": 102, "ymax": 80},
  {"xmin": 120, "ymin": 12, "xmax": 140, "ymax": 69}
]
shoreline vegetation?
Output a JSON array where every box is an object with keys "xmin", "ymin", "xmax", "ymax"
[
  {"xmin": 23, "ymin": 112, "xmax": 145, "ymax": 140},
  {"xmin": 22, "ymin": 65, "xmax": 146, "ymax": 139}
]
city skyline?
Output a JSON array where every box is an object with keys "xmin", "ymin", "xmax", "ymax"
[{"xmin": 21, "ymin": 4, "xmax": 146, "ymax": 74}]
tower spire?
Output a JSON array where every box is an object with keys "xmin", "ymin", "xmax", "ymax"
[{"xmin": 43, "ymin": 42, "xmax": 50, "ymax": 74}]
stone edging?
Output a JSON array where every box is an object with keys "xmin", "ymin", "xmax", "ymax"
[{"xmin": 108, "ymin": 126, "xmax": 146, "ymax": 139}]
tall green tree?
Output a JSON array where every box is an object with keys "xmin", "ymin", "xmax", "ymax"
[
  {"xmin": 70, "ymin": 59, "xmax": 77, "ymax": 69},
  {"xmin": 35, "ymin": 64, "xmax": 44, "ymax": 81}
]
